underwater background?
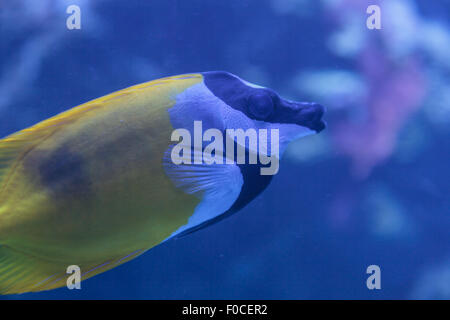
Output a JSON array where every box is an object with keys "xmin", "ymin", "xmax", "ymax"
[{"xmin": 1, "ymin": 0, "xmax": 449, "ymax": 299}]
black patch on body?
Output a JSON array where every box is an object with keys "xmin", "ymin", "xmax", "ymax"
[
  {"xmin": 37, "ymin": 145, "xmax": 90, "ymax": 196},
  {"xmin": 229, "ymin": 162, "xmax": 273, "ymax": 212},
  {"xmin": 202, "ymin": 71, "xmax": 326, "ymax": 133}
]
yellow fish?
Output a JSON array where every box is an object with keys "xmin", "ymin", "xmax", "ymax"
[{"xmin": 0, "ymin": 71, "xmax": 325, "ymax": 294}]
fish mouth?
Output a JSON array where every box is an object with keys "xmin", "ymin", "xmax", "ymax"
[
  {"xmin": 274, "ymin": 100, "xmax": 326, "ymax": 133},
  {"xmin": 294, "ymin": 102, "xmax": 326, "ymax": 133}
]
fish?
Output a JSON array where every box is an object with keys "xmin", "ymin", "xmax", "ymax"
[{"xmin": 0, "ymin": 71, "xmax": 325, "ymax": 294}]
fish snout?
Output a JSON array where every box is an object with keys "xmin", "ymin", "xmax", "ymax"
[{"xmin": 291, "ymin": 102, "xmax": 326, "ymax": 133}]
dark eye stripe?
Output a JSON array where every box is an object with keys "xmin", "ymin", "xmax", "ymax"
[{"xmin": 202, "ymin": 71, "xmax": 326, "ymax": 132}]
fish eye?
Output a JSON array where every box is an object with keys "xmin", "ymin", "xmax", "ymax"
[{"xmin": 247, "ymin": 91, "xmax": 274, "ymax": 120}]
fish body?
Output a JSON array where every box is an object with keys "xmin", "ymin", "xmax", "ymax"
[{"xmin": 0, "ymin": 72, "xmax": 325, "ymax": 294}]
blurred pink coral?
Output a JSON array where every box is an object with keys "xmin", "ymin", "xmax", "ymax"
[
  {"xmin": 323, "ymin": 0, "xmax": 427, "ymax": 179},
  {"xmin": 333, "ymin": 48, "xmax": 426, "ymax": 179}
]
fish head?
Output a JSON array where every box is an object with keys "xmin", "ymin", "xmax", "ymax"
[
  {"xmin": 203, "ymin": 71, "xmax": 326, "ymax": 155},
  {"xmin": 169, "ymin": 71, "xmax": 326, "ymax": 157},
  {"xmin": 164, "ymin": 72, "xmax": 327, "ymax": 237}
]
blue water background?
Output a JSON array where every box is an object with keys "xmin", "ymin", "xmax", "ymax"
[{"xmin": 0, "ymin": 0, "xmax": 449, "ymax": 299}]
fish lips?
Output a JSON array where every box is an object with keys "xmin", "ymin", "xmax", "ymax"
[
  {"xmin": 295, "ymin": 102, "xmax": 326, "ymax": 133},
  {"xmin": 272, "ymin": 101, "xmax": 326, "ymax": 133}
]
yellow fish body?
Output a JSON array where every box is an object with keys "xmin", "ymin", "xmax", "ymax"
[
  {"xmin": 0, "ymin": 74, "xmax": 203, "ymax": 293},
  {"xmin": 0, "ymin": 71, "xmax": 325, "ymax": 294}
]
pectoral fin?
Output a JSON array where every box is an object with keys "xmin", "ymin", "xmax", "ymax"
[{"xmin": 163, "ymin": 147, "xmax": 244, "ymax": 239}]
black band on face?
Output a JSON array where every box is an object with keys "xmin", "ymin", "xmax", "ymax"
[{"xmin": 202, "ymin": 71, "xmax": 326, "ymax": 133}]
